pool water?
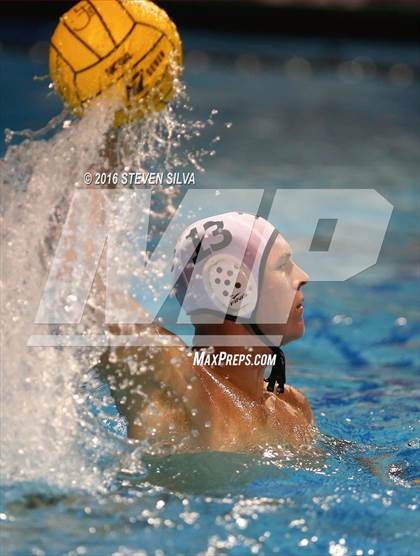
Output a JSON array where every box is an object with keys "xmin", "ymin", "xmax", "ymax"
[{"xmin": 1, "ymin": 31, "xmax": 419, "ymax": 556}]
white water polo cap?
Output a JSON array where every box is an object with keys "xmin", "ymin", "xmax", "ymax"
[{"xmin": 172, "ymin": 212, "xmax": 279, "ymax": 321}]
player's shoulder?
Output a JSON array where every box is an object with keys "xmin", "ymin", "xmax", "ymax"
[
  {"xmin": 284, "ymin": 384, "xmax": 305, "ymax": 402},
  {"xmin": 284, "ymin": 385, "xmax": 314, "ymax": 423},
  {"xmin": 105, "ymin": 322, "xmax": 195, "ymax": 385}
]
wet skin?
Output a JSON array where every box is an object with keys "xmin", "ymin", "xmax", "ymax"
[{"xmin": 99, "ymin": 234, "xmax": 315, "ymax": 453}]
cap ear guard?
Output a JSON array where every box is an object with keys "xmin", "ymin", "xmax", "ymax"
[
  {"xmin": 203, "ymin": 254, "xmax": 258, "ymax": 319},
  {"xmin": 172, "ymin": 212, "xmax": 278, "ymax": 323}
]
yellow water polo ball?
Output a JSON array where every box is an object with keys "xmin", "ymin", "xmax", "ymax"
[{"xmin": 49, "ymin": 0, "xmax": 183, "ymax": 126}]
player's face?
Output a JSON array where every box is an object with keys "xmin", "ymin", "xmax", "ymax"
[{"xmin": 256, "ymin": 234, "xmax": 309, "ymax": 345}]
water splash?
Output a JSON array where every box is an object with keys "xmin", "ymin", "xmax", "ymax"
[
  {"xmin": 0, "ymin": 80, "xmax": 220, "ymax": 492},
  {"xmin": 1, "ymin": 100, "xmax": 118, "ymax": 492},
  {"xmin": 4, "ymin": 109, "xmax": 70, "ymax": 146}
]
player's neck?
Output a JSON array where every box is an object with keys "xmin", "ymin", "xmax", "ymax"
[
  {"xmin": 213, "ymin": 347, "xmax": 268, "ymax": 401},
  {"xmin": 193, "ymin": 321, "xmax": 271, "ymax": 401}
]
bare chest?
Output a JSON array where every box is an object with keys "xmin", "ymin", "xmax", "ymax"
[
  {"xmin": 134, "ymin": 379, "xmax": 313, "ymax": 453},
  {"xmin": 195, "ymin": 386, "xmax": 313, "ymax": 451}
]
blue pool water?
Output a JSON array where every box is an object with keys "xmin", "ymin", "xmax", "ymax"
[{"xmin": 1, "ymin": 31, "xmax": 419, "ymax": 555}]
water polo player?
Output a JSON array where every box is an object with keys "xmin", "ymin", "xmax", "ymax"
[
  {"xmin": 100, "ymin": 212, "xmax": 315, "ymax": 452},
  {"xmin": 46, "ymin": 0, "xmax": 314, "ymax": 452}
]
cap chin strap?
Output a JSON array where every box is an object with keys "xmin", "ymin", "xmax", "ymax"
[
  {"xmin": 240, "ymin": 226, "xmax": 285, "ymax": 394},
  {"xmin": 247, "ymin": 323, "xmax": 286, "ymax": 395}
]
